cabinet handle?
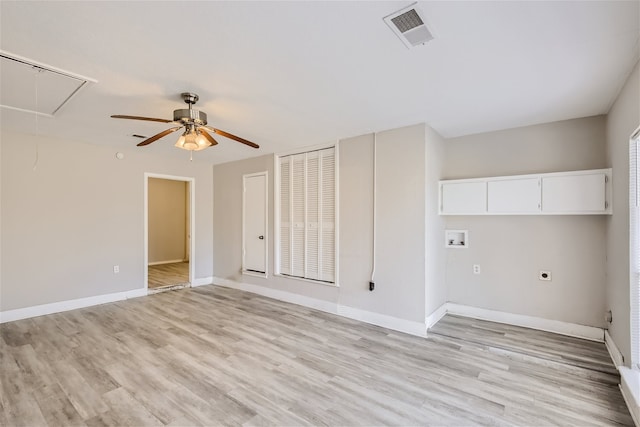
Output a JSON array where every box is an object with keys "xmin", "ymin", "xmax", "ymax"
[{"xmin": 258, "ymin": 235, "xmax": 264, "ymax": 240}]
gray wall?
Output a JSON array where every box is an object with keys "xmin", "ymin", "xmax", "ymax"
[
  {"xmin": 442, "ymin": 116, "xmax": 608, "ymax": 327},
  {"xmin": 370, "ymin": 125, "xmax": 426, "ymax": 322},
  {"xmin": 213, "ymin": 153, "xmax": 340, "ymax": 303},
  {"xmin": 425, "ymin": 126, "xmax": 447, "ymax": 315},
  {"xmin": 606, "ymin": 60, "xmax": 640, "ymax": 366},
  {"xmin": 148, "ymin": 178, "xmax": 187, "ymax": 264},
  {"xmin": 1, "ymin": 131, "xmax": 214, "ymax": 311},
  {"xmin": 213, "ymin": 123, "xmax": 441, "ymax": 323}
]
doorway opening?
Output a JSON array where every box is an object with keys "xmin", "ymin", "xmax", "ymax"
[{"xmin": 144, "ymin": 173, "xmax": 195, "ymax": 293}]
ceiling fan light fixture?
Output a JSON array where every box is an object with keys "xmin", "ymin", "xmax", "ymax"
[
  {"xmin": 175, "ymin": 129, "xmax": 210, "ymax": 151},
  {"xmin": 111, "ymin": 92, "xmax": 259, "ymax": 151}
]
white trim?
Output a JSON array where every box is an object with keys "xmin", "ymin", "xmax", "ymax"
[
  {"xmin": 275, "ymin": 141, "xmax": 336, "ymax": 158},
  {"xmin": 0, "ymin": 50, "xmax": 97, "ymax": 117},
  {"xmin": 213, "ymin": 277, "xmax": 338, "ymax": 314},
  {"xmin": 148, "ymin": 259, "xmax": 185, "ymax": 266},
  {"xmin": 371, "ymin": 133, "xmax": 377, "ymax": 285},
  {"xmin": 190, "ymin": 277, "xmax": 214, "ymax": 287},
  {"xmin": 334, "ymin": 139, "xmax": 340, "ymax": 286},
  {"xmin": 242, "ymin": 171, "xmax": 268, "ymax": 276},
  {"xmin": 273, "ymin": 153, "xmax": 281, "ymax": 277},
  {"xmin": 144, "ymin": 173, "xmax": 195, "ymax": 291},
  {"xmin": 446, "ymin": 302, "xmax": 604, "ymax": 342},
  {"xmin": 632, "ymin": 124, "xmax": 640, "ymax": 142},
  {"xmin": 273, "ymin": 273, "xmax": 339, "ymax": 288},
  {"xmin": 211, "ymin": 277, "xmax": 424, "ymax": 336},
  {"xmin": 631, "ymin": 132, "xmax": 640, "ymax": 368},
  {"xmin": 242, "ymin": 271, "xmax": 268, "ymax": 279},
  {"xmin": 606, "ymin": 329, "xmax": 625, "ymax": 367},
  {"xmin": 337, "ymin": 305, "xmax": 426, "ymax": 337},
  {"xmin": 0, "ymin": 288, "xmax": 146, "ymax": 324},
  {"xmin": 620, "ymin": 367, "xmax": 640, "ymax": 427},
  {"xmin": 425, "ymin": 302, "xmax": 448, "ymax": 329}
]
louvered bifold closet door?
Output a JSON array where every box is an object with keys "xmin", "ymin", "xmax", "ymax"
[
  {"xmin": 290, "ymin": 154, "xmax": 306, "ymax": 278},
  {"xmin": 278, "ymin": 148, "xmax": 335, "ymax": 283},
  {"xmin": 305, "ymin": 152, "xmax": 320, "ymax": 280},
  {"xmin": 319, "ymin": 148, "xmax": 335, "ymax": 282},
  {"xmin": 279, "ymin": 157, "xmax": 291, "ymax": 275}
]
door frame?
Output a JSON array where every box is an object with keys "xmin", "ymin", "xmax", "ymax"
[
  {"xmin": 242, "ymin": 171, "xmax": 268, "ymax": 278},
  {"xmin": 144, "ymin": 173, "xmax": 195, "ymax": 292}
]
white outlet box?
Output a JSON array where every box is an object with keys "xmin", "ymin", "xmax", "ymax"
[
  {"xmin": 539, "ymin": 270, "xmax": 551, "ymax": 281},
  {"xmin": 473, "ymin": 264, "xmax": 481, "ymax": 274},
  {"xmin": 113, "ymin": 265, "xmax": 120, "ymax": 274}
]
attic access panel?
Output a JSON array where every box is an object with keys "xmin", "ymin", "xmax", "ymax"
[{"xmin": 0, "ymin": 51, "xmax": 96, "ymax": 117}]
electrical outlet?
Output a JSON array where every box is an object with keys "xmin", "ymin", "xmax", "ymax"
[
  {"xmin": 113, "ymin": 265, "xmax": 120, "ymax": 274},
  {"xmin": 539, "ymin": 270, "xmax": 551, "ymax": 281},
  {"xmin": 473, "ymin": 264, "xmax": 481, "ymax": 275}
]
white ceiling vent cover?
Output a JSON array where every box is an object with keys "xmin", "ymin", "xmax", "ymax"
[
  {"xmin": 0, "ymin": 51, "xmax": 97, "ymax": 117},
  {"xmin": 384, "ymin": 3, "xmax": 434, "ymax": 49}
]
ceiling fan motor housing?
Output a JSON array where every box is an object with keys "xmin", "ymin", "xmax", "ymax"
[{"xmin": 173, "ymin": 108, "xmax": 207, "ymax": 125}]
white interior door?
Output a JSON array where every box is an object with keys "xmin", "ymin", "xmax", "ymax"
[{"xmin": 243, "ymin": 173, "xmax": 267, "ymax": 274}]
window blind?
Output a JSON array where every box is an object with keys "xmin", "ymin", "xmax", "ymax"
[{"xmin": 278, "ymin": 147, "xmax": 336, "ymax": 283}]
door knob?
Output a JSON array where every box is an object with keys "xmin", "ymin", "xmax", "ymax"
[{"xmin": 258, "ymin": 235, "xmax": 264, "ymax": 240}]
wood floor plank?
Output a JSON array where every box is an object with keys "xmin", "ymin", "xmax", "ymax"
[
  {"xmin": 33, "ymin": 383, "xmax": 86, "ymax": 427},
  {"xmin": 100, "ymin": 387, "xmax": 164, "ymax": 426},
  {"xmin": 0, "ymin": 285, "xmax": 633, "ymax": 426},
  {"xmin": 148, "ymin": 262, "xmax": 189, "ymax": 289}
]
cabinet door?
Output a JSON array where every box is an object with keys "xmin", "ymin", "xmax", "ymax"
[
  {"xmin": 441, "ymin": 182, "xmax": 486, "ymax": 214},
  {"xmin": 542, "ymin": 173, "xmax": 606, "ymax": 213},
  {"xmin": 488, "ymin": 178, "xmax": 540, "ymax": 214}
]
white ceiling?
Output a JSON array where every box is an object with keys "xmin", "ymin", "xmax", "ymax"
[{"xmin": 1, "ymin": 1, "xmax": 638, "ymax": 164}]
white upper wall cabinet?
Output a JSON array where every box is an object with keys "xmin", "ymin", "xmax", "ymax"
[
  {"xmin": 541, "ymin": 172, "xmax": 607, "ymax": 213},
  {"xmin": 439, "ymin": 168, "xmax": 612, "ymax": 215},
  {"xmin": 441, "ymin": 181, "xmax": 487, "ymax": 214},
  {"xmin": 488, "ymin": 177, "xmax": 540, "ymax": 214}
]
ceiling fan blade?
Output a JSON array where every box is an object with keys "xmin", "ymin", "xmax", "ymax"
[
  {"xmin": 199, "ymin": 128, "xmax": 218, "ymax": 146},
  {"xmin": 137, "ymin": 127, "xmax": 182, "ymax": 146},
  {"xmin": 204, "ymin": 126, "xmax": 259, "ymax": 149},
  {"xmin": 111, "ymin": 115, "xmax": 174, "ymax": 124}
]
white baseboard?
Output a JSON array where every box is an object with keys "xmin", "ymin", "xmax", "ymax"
[
  {"xmin": 0, "ymin": 287, "xmax": 147, "ymax": 324},
  {"xmin": 212, "ymin": 277, "xmax": 338, "ymax": 314},
  {"xmin": 620, "ymin": 367, "xmax": 640, "ymax": 427},
  {"xmin": 337, "ymin": 305, "xmax": 426, "ymax": 337},
  {"xmin": 443, "ymin": 303, "xmax": 604, "ymax": 342},
  {"xmin": 605, "ymin": 329, "xmax": 625, "ymax": 367},
  {"xmin": 425, "ymin": 302, "xmax": 448, "ymax": 329},
  {"xmin": 148, "ymin": 259, "xmax": 186, "ymax": 266},
  {"xmin": 191, "ymin": 276, "xmax": 214, "ymax": 287},
  {"xmin": 212, "ymin": 276, "xmax": 426, "ymax": 337}
]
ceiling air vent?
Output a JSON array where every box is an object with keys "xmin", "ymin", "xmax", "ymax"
[
  {"xmin": 0, "ymin": 50, "xmax": 96, "ymax": 117},
  {"xmin": 384, "ymin": 3, "xmax": 434, "ymax": 49}
]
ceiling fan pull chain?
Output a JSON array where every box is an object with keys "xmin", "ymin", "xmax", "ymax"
[{"xmin": 190, "ymin": 150, "xmax": 193, "ymax": 162}]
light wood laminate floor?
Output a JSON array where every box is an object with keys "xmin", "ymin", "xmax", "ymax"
[
  {"xmin": 148, "ymin": 262, "xmax": 189, "ymax": 289},
  {"xmin": 1, "ymin": 286, "xmax": 632, "ymax": 426}
]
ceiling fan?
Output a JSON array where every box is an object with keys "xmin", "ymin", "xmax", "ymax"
[{"xmin": 111, "ymin": 92, "xmax": 259, "ymax": 153}]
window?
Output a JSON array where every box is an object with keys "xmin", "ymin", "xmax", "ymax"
[
  {"xmin": 631, "ymin": 129, "xmax": 640, "ymax": 367},
  {"xmin": 276, "ymin": 147, "xmax": 336, "ymax": 284}
]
